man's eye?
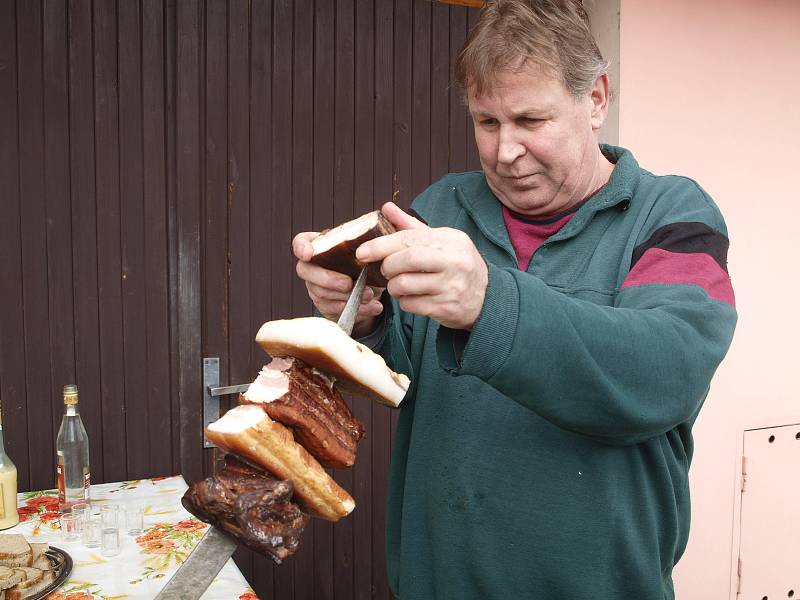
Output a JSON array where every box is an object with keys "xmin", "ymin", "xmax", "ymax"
[{"xmin": 480, "ymin": 118, "xmax": 498, "ymax": 126}]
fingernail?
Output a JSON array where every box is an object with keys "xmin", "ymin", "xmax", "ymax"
[{"xmin": 355, "ymin": 247, "xmax": 368, "ymax": 261}]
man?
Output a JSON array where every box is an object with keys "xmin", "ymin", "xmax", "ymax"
[{"xmin": 293, "ymin": 1, "xmax": 736, "ymax": 598}]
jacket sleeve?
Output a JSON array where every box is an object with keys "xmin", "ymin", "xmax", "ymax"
[{"xmin": 437, "ymin": 189, "xmax": 737, "ymax": 446}]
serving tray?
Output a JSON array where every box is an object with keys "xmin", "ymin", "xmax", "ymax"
[{"xmin": 27, "ymin": 546, "xmax": 73, "ymax": 600}]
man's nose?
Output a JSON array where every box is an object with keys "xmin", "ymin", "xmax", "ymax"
[{"xmin": 497, "ymin": 127, "xmax": 526, "ymax": 164}]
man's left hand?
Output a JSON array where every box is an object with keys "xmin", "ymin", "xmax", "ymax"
[{"xmin": 355, "ymin": 202, "xmax": 489, "ymax": 331}]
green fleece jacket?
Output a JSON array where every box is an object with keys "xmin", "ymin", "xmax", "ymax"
[{"xmin": 369, "ymin": 145, "xmax": 737, "ymax": 600}]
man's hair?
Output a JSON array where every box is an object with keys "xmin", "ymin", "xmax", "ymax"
[{"xmin": 455, "ymin": 0, "xmax": 610, "ymax": 98}]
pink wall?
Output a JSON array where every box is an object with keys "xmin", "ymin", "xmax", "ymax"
[{"xmin": 619, "ymin": 0, "xmax": 800, "ymax": 597}]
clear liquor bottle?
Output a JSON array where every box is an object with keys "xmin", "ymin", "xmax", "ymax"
[{"xmin": 56, "ymin": 384, "xmax": 91, "ymax": 511}]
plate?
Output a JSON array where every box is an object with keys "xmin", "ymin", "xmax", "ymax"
[{"xmin": 27, "ymin": 546, "xmax": 73, "ymax": 600}]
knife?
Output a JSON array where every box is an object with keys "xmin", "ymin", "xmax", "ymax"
[
  {"xmin": 336, "ymin": 264, "xmax": 370, "ymax": 336},
  {"xmin": 153, "ymin": 525, "xmax": 238, "ymax": 600}
]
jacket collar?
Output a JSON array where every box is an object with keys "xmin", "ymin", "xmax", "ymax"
[{"xmin": 456, "ymin": 144, "xmax": 640, "ymax": 253}]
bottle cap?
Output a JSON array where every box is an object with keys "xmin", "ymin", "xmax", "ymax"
[{"xmin": 63, "ymin": 384, "xmax": 79, "ymax": 405}]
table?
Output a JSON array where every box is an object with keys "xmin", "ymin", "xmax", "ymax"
[{"xmin": 7, "ymin": 476, "xmax": 259, "ymax": 600}]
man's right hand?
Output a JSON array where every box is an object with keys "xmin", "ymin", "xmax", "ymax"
[{"xmin": 292, "ymin": 231, "xmax": 385, "ymax": 337}]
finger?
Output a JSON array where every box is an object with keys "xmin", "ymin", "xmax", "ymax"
[
  {"xmin": 296, "ymin": 260, "xmax": 353, "ymax": 292},
  {"xmin": 380, "ymin": 201, "xmax": 428, "ymax": 231},
  {"xmin": 306, "ymin": 282, "xmax": 352, "ymax": 303},
  {"xmin": 292, "ymin": 231, "xmax": 320, "ymax": 261},
  {"xmin": 380, "ymin": 245, "xmax": 444, "ymax": 280},
  {"xmin": 386, "ymin": 272, "xmax": 442, "ymax": 298},
  {"xmin": 358, "ymin": 300, "xmax": 384, "ymax": 317}
]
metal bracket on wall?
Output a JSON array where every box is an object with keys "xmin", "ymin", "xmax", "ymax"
[{"xmin": 202, "ymin": 357, "xmax": 250, "ymax": 448}]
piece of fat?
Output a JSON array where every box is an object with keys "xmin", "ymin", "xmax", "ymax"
[
  {"xmin": 206, "ymin": 405, "xmax": 355, "ymax": 522},
  {"xmin": 255, "ymin": 317, "xmax": 409, "ymax": 408}
]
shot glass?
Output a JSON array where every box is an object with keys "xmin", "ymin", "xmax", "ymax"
[
  {"xmin": 71, "ymin": 503, "xmax": 90, "ymax": 533},
  {"xmin": 60, "ymin": 513, "xmax": 80, "ymax": 542},
  {"xmin": 82, "ymin": 513, "xmax": 102, "ymax": 549},
  {"xmin": 100, "ymin": 504, "xmax": 120, "ymax": 528},
  {"xmin": 124, "ymin": 504, "xmax": 144, "ymax": 536},
  {"xmin": 101, "ymin": 525, "xmax": 121, "ymax": 557}
]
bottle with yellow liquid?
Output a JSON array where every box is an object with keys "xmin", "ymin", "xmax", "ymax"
[{"xmin": 0, "ymin": 399, "xmax": 20, "ymax": 530}]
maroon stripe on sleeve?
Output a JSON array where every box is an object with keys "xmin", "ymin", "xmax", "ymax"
[{"xmin": 621, "ymin": 248, "xmax": 735, "ymax": 306}]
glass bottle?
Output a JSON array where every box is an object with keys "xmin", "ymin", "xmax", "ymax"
[
  {"xmin": 0, "ymin": 400, "xmax": 19, "ymax": 529},
  {"xmin": 56, "ymin": 384, "xmax": 91, "ymax": 511}
]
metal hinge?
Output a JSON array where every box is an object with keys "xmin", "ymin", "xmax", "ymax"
[
  {"xmin": 202, "ymin": 357, "xmax": 250, "ymax": 448},
  {"xmin": 736, "ymin": 557, "xmax": 743, "ymax": 595},
  {"xmin": 740, "ymin": 455, "xmax": 747, "ymax": 492}
]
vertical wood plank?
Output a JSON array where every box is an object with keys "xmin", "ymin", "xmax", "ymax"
[
  {"xmin": 165, "ymin": 0, "xmax": 183, "ymax": 479},
  {"xmin": 175, "ymin": 0, "xmax": 203, "ymax": 484},
  {"xmin": 353, "ymin": 0, "xmax": 376, "ymax": 596},
  {"xmin": 430, "ymin": 3, "xmax": 450, "ymax": 182},
  {"xmin": 94, "ymin": 0, "xmax": 127, "ymax": 483},
  {"xmin": 18, "ymin": 0, "xmax": 55, "ymax": 491},
  {"xmin": 291, "ymin": 0, "xmax": 314, "ymax": 318},
  {"xmin": 373, "ymin": 0, "xmax": 394, "ymax": 596},
  {"xmin": 141, "ymin": 0, "xmax": 173, "ymax": 477},
  {"xmin": 0, "ymin": 0, "xmax": 30, "ymax": 490},
  {"xmin": 270, "ymin": 1, "xmax": 295, "ymax": 596},
  {"xmin": 411, "ymin": 0, "xmax": 432, "ymax": 199},
  {"xmin": 118, "ymin": 0, "xmax": 150, "ymax": 480},
  {"xmin": 311, "ymin": 0, "xmax": 336, "ymax": 595},
  {"xmin": 67, "ymin": 0, "xmax": 104, "ymax": 483},
  {"xmin": 42, "ymin": 0, "xmax": 75, "ymax": 388},
  {"xmin": 333, "ymin": 0, "xmax": 356, "ymax": 597},
  {"xmin": 249, "ymin": 2, "xmax": 276, "ymax": 594}
]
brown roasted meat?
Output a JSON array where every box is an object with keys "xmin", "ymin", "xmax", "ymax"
[
  {"xmin": 241, "ymin": 356, "xmax": 365, "ymax": 468},
  {"xmin": 182, "ymin": 455, "xmax": 309, "ymax": 563}
]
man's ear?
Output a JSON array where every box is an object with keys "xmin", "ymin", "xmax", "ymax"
[{"xmin": 589, "ymin": 73, "xmax": 611, "ymax": 131}]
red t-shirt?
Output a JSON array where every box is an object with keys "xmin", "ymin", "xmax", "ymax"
[{"xmin": 502, "ymin": 206, "xmax": 579, "ymax": 271}]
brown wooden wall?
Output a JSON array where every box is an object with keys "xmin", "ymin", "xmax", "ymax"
[{"xmin": 0, "ymin": 1, "xmax": 481, "ymax": 598}]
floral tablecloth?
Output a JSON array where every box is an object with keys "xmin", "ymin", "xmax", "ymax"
[{"xmin": 8, "ymin": 476, "xmax": 259, "ymax": 600}]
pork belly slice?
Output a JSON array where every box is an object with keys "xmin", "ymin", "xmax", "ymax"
[
  {"xmin": 310, "ymin": 210, "xmax": 395, "ymax": 287},
  {"xmin": 205, "ymin": 405, "xmax": 355, "ymax": 522},
  {"xmin": 242, "ymin": 356, "xmax": 365, "ymax": 468},
  {"xmin": 182, "ymin": 455, "xmax": 309, "ymax": 564},
  {"xmin": 255, "ymin": 317, "xmax": 410, "ymax": 408}
]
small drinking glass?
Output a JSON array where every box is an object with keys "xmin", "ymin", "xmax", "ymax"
[
  {"xmin": 101, "ymin": 525, "xmax": 120, "ymax": 557},
  {"xmin": 100, "ymin": 504, "xmax": 119, "ymax": 528},
  {"xmin": 60, "ymin": 513, "xmax": 79, "ymax": 542},
  {"xmin": 124, "ymin": 505, "xmax": 144, "ymax": 536},
  {"xmin": 71, "ymin": 503, "xmax": 90, "ymax": 532},
  {"xmin": 82, "ymin": 513, "xmax": 102, "ymax": 549}
]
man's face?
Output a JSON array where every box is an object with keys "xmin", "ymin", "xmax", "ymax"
[{"xmin": 469, "ymin": 60, "xmax": 608, "ymax": 218}]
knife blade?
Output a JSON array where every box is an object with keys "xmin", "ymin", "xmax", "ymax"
[
  {"xmin": 336, "ymin": 264, "xmax": 370, "ymax": 336},
  {"xmin": 153, "ymin": 525, "xmax": 238, "ymax": 600}
]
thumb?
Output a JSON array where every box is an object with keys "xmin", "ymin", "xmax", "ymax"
[{"xmin": 380, "ymin": 201, "xmax": 428, "ymax": 231}]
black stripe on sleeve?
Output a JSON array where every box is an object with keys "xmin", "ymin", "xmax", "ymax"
[{"xmin": 631, "ymin": 222, "xmax": 730, "ymax": 272}]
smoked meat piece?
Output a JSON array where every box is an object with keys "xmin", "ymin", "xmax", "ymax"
[
  {"xmin": 242, "ymin": 356, "xmax": 365, "ymax": 468},
  {"xmin": 181, "ymin": 455, "xmax": 309, "ymax": 564},
  {"xmin": 309, "ymin": 210, "xmax": 396, "ymax": 287}
]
